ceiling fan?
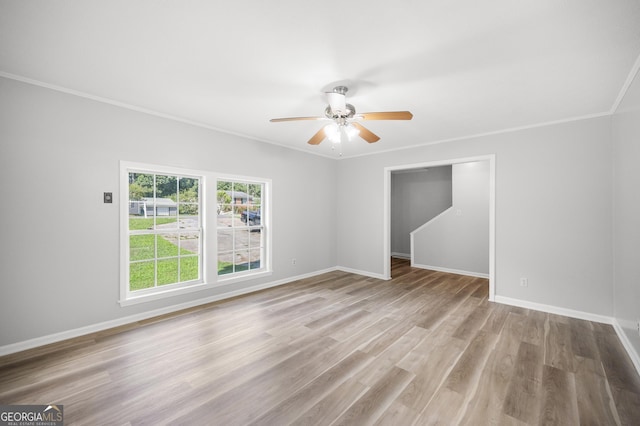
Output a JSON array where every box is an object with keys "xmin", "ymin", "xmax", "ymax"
[{"xmin": 270, "ymin": 86, "xmax": 413, "ymax": 146}]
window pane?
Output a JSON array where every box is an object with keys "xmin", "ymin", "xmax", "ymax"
[
  {"xmin": 248, "ymin": 183, "xmax": 261, "ymax": 205},
  {"xmin": 249, "ymin": 229, "xmax": 263, "ymax": 249},
  {"xmin": 179, "ymin": 233, "xmax": 199, "ymax": 255},
  {"xmin": 234, "ymin": 250, "xmax": 250, "ymax": 272},
  {"xmin": 157, "ymin": 258, "xmax": 178, "ymax": 286},
  {"xmin": 129, "ymin": 173, "xmax": 154, "ymax": 200},
  {"xmin": 235, "ymin": 205, "xmax": 247, "ymax": 227},
  {"xmin": 216, "ymin": 178, "xmax": 267, "ymax": 279},
  {"xmin": 250, "ymin": 248, "xmax": 262, "ymax": 270},
  {"xmin": 155, "ymin": 215, "xmax": 178, "ymax": 229},
  {"xmin": 129, "ymin": 216, "xmax": 154, "ymax": 230},
  {"xmin": 130, "ymin": 234, "xmax": 155, "ymax": 261},
  {"xmin": 217, "ymin": 180, "xmax": 231, "ymax": 191},
  {"xmin": 130, "ymin": 261, "xmax": 155, "ymax": 291},
  {"xmin": 218, "ymin": 229, "xmax": 233, "ymax": 253},
  {"xmin": 217, "ymin": 205, "xmax": 232, "ymax": 227},
  {"xmin": 179, "ymin": 177, "xmax": 198, "ymax": 203},
  {"xmin": 124, "ymin": 166, "xmax": 203, "ymax": 300},
  {"xmin": 233, "ymin": 182, "xmax": 247, "ymax": 200},
  {"xmin": 246, "ymin": 207, "xmax": 261, "ymax": 226},
  {"xmin": 156, "ymin": 175, "xmax": 177, "ymax": 200},
  {"xmin": 156, "ymin": 234, "xmax": 179, "ymax": 258},
  {"xmin": 218, "ymin": 253, "xmax": 234, "ymax": 275},
  {"xmin": 180, "ymin": 256, "xmax": 199, "ymax": 281},
  {"xmin": 179, "ymin": 204, "xmax": 199, "ymax": 229},
  {"xmin": 235, "ymin": 229, "xmax": 249, "ymax": 250}
]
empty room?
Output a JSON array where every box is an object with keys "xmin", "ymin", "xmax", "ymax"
[{"xmin": 1, "ymin": 1, "xmax": 640, "ymax": 424}]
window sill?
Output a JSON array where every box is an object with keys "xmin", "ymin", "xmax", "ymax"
[
  {"xmin": 216, "ymin": 269, "xmax": 272, "ymax": 286},
  {"xmin": 119, "ymin": 281, "xmax": 213, "ymax": 307}
]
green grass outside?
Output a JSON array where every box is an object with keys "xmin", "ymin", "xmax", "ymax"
[
  {"xmin": 129, "ymin": 234, "xmax": 198, "ymax": 290},
  {"xmin": 129, "ymin": 217, "xmax": 177, "ymax": 230}
]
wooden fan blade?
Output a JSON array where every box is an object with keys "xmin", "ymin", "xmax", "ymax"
[
  {"xmin": 352, "ymin": 122, "xmax": 380, "ymax": 143},
  {"xmin": 270, "ymin": 116, "xmax": 325, "ymax": 122},
  {"xmin": 358, "ymin": 111, "xmax": 413, "ymax": 121},
  {"xmin": 307, "ymin": 127, "xmax": 326, "ymax": 145}
]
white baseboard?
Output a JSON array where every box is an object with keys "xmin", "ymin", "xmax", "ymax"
[
  {"xmin": 411, "ymin": 263, "xmax": 489, "ymax": 279},
  {"xmin": 0, "ymin": 267, "xmax": 337, "ymax": 357},
  {"xmin": 612, "ymin": 319, "xmax": 640, "ymax": 377},
  {"xmin": 336, "ymin": 266, "xmax": 389, "ymax": 280},
  {"xmin": 494, "ymin": 295, "xmax": 613, "ymax": 324}
]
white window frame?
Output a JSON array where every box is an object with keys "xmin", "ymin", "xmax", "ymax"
[
  {"xmin": 216, "ymin": 174, "xmax": 272, "ymax": 285},
  {"xmin": 119, "ymin": 161, "xmax": 210, "ymax": 306},
  {"xmin": 120, "ymin": 164, "xmax": 272, "ymax": 305}
]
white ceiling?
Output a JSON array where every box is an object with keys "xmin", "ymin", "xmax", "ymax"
[{"xmin": 2, "ymin": 1, "xmax": 640, "ymax": 158}]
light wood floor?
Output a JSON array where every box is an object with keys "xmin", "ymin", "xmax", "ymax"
[{"xmin": 1, "ymin": 258, "xmax": 639, "ymax": 425}]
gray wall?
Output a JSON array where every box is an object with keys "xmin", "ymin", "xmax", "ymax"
[
  {"xmin": 390, "ymin": 166, "xmax": 452, "ymax": 256},
  {"xmin": 0, "ymin": 77, "xmax": 338, "ymax": 346},
  {"xmin": 0, "ymin": 73, "xmax": 632, "ymax": 355},
  {"xmin": 612, "ymin": 68, "xmax": 640, "ymax": 359},
  {"xmin": 337, "ymin": 117, "xmax": 613, "ymax": 316},
  {"xmin": 412, "ymin": 161, "xmax": 489, "ymax": 275}
]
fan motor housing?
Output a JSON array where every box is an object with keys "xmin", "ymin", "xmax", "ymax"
[{"xmin": 324, "ymin": 103, "xmax": 356, "ymax": 119}]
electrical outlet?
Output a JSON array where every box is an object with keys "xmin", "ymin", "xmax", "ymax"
[
  {"xmin": 520, "ymin": 277, "xmax": 528, "ymax": 287},
  {"xmin": 637, "ymin": 319, "xmax": 640, "ymax": 337},
  {"xmin": 291, "ymin": 258, "xmax": 297, "ymax": 266}
]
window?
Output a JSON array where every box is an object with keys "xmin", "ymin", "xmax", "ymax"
[
  {"xmin": 217, "ymin": 178, "xmax": 266, "ymax": 278},
  {"xmin": 120, "ymin": 162, "xmax": 204, "ymax": 305},
  {"xmin": 120, "ymin": 164, "xmax": 271, "ymax": 304}
]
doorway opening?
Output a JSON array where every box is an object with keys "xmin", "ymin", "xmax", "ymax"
[{"xmin": 383, "ymin": 155, "xmax": 496, "ymax": 301}]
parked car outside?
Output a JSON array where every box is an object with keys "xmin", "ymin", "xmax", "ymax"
[{"xmin": 240, "ymin": 209, "xmax": 261, "ymax": 226}]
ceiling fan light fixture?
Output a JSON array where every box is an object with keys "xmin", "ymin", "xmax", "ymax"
[
  {"xmin": 270, "ymin": 85, "xmax": 412, "ymax": 149},
  {"xmin": 324, "ymin": 123, "xmax": 340, "ymax": 143},
  {"xmin": 344, "ymin": 123, "xmax": 359, "ymax": 140}
]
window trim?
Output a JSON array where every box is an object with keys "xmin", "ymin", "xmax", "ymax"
[
  {"xmin": 119, "ymin": 161, "xmax": 210, "ymax": 306},
  {"xmin": 119, "ymin": 163, "xmax": 273, "ymax": 306}
]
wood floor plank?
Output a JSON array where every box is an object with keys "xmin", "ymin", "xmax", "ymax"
[
  {"xmin": 354, "ymin": 326, "xmax": 428, "ymax": 387},
  {"xmin": 538, "ymin": 365, "xmax": 579, "ymax": 426},
  {"xmin": 610, "ymin": 386, "xmax": 640, "ymax": 426},
  {"xmin": 414, "ymin": 387, "xmax": 466, "ymax": 425},
  {"xmin": 445, "ymin": 330, "xmax": 500, "ymax": 394},
  {"xmin": 289, "ymin": 377, "xmax": 369, "ymax": 426},
  {"xmin": 544, "ymin": 319, "xmax": 576, "ymax": 373},
  {"xmin": 503, "ymin": 342, "xmax": 544, "ymax": 423},
  {"xmin": 594, "ymin": 330, "xmax": 640, "ymax": 393},
  {"xmin": 247, "ymin": 349, "xmax": 374, "ymax": 425},
  {"xmin": 458, "ymin": 347, "xmax": 516, "ymax": 425},
  {"xmin": 567, "ymin": 318, "xmax": 599, "ymax": 361},
  {"xmin": 1, "ymin": 259, "xmax": 639, "ymax": 425},
  {"xmin": 396, "ymin": 335, "xmax": 466, "ymax": 412},
  {"xmin": 573, "ymin": 356, "xmax": 620, "ymax": 425},
  {"xmin": 521, "ymin": 310, "xmax": 547, "ymax": 346},
  {"xmin": 332, "ymin": 366, "xmax": 415, "ymax": 426}
]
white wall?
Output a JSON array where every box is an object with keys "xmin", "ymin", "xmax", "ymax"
[
  {"xmin": 0, "ymin": 77, "xmax": 337, "ymax": 347},
  {"xmin": 412, "ymin": 161, "xmax": 489, "ymax": 276},
  {"xmin": 337, "ymin": 117, "xmax": 613, "ymax": 316},
  {"xmin": 612, "ymin": 68, "xmax": 640, "ymax": 360},
  {"xmin": 390, "ymin": 166, "xmax": 452, "ymax": 256}
]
